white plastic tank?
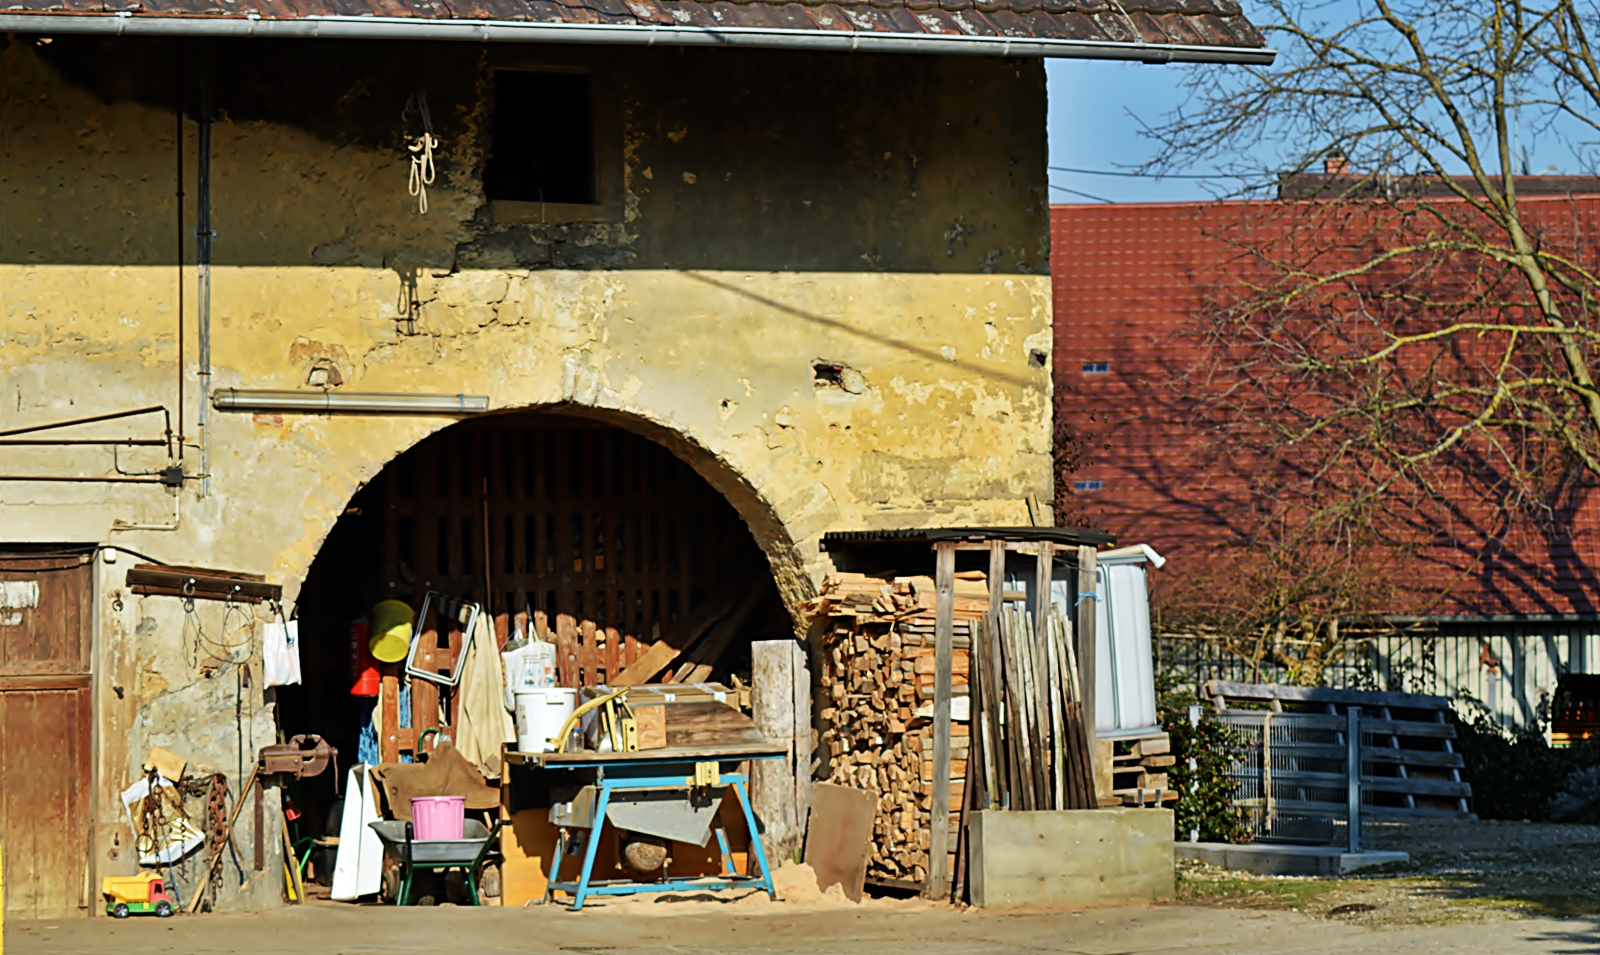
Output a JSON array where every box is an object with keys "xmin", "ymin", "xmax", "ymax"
[{"xmin": 513, "ymin": 687, "xmax": 577, "ymax": 753}]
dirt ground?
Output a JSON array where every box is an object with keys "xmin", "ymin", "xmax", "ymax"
[
  {"xmin": 1180, "ymin": 819, "xmax": 1600, "ymax": 925},
  {"xmin": 11, "ymin": 822, "xmax": 1600, "ymax": 954},
  {"xmin": 9, "ymin": 900, "xmax": 1600, "ymax": 955}
]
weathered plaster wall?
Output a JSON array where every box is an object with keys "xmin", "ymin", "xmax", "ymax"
[{"xmin": 0, "ymin": 36, "xmax": 1052, "ymax": 909}]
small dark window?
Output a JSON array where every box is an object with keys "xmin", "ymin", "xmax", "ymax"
[
  {"xmin": 1082, "ymin": 361, "xmax": 1110, "ymax": 375},
  {"xmin": 485, "ymin": 71, "xmax": 596, "ymax": 205},
  {"xmin": 1073, "ymin": 479, "xmax": 1103, "ymax": 492}
]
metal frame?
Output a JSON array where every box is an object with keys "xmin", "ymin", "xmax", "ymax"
[
  {"xmin": 540, "ymin": 753, "xmax": 780, "ymax": 911},
  {"xmin": 404, "ymin": 591, "xmax": 480, "ymax": 687}
]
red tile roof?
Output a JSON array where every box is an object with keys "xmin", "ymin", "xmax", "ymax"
[{"xmin": 1052, "ymin": 199, "xmax": 1600, "ymax": 617}]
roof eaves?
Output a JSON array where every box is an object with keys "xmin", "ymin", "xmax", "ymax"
[{"xmin": 0, "ymin": 11, "xmax": 1277, "ymax": 61}]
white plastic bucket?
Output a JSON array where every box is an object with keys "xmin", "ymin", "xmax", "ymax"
[{"xmin": 514, "ymin": 687, "xmax": 577, "ymax": 753}]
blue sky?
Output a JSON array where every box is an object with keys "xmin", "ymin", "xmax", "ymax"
[
  {"xmin": 1045, "ymin": 59, "xmax": 1227, "ymax": 205},
  {"xmin": 1045, "ymin": 52, "xmax": 1589, "ymax": 206}
]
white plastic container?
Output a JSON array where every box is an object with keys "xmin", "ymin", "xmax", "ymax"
[
  {"xmin": 513, "ymin": 687, "xmax": 577, "ymax": 754},
  {"xmin": 502, "ymin": 640, "xmax": 557, "ymax": 710}
]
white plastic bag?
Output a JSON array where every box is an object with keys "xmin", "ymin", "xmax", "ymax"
[{"xmin": 263, "ymin": 616, "xmax": 302, "ymax": 687}]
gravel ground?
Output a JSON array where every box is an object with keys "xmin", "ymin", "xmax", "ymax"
[{"xmin": 1178, "ymin": 819, "xmax": 1600, "ymax": 925}]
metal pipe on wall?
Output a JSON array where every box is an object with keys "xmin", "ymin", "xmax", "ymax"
[
  {"xmin": 196, "ymin": 46, "xmax": 214, "ymax": 497},
  {"xmin": 175, "ymin": 44, "xmax": 186, "ymax": 461}
]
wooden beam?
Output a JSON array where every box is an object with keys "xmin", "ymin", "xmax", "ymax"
[
  {"xmin": 610, "ymin": 595, "xmax": 734, "ymax": 686},
  {"xmin": 926, "ymin": 540, "xmax": 956, "ymax": 901},
  {"xmin": 674, "ymin": 585, "xmax": 768, "ymax": 684},
  {"xmin": 1075, "ymin": 545, "xmax": 1099, "ymax": 757},
  {"xmin": 752, "ymin": 639, "xmax": 801, "ymax": 862}
]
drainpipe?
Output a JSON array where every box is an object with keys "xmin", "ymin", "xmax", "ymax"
[{"xmin": 196, "ymin": 46, "xmax": 214, "ymax": 498}]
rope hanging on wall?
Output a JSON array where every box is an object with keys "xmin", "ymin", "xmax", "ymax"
[{"xmin": 404, "ymin": 92, "xmax": 439, "ymax": 215}]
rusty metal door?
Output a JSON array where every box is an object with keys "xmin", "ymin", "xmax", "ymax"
[{"xmin": 0, "ymin": 553, "xmax": 93, "ymax": 920}]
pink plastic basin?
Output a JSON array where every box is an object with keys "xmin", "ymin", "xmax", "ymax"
[{"xmin": 410, "ymin": 795, "xmax": 466, "ymax": 841}]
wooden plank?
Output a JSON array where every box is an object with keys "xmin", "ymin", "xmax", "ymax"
[
  {"xmin": 1206, "ymin": 680, "xmax": 1450, "ymax": 712},
  {"xmin": 604, "ymin": 627, "xmax": 621, "ymax": 684},
  {"xmin": 579, "ymin": 619, "xmax": 598, "ymax": 687},
  {"xmin": 380, "ymin": 674, "xmax": 401, "ymax": 764},
  {"xmin": 125, "ymin": 565, "xmax": 280, "ymax": 603},
  {"xmin": 1074, "ymin": 546, "xmax": 1098, "ymax": 775},
  {"xmin": 803, "ymin": 783, "xmax": 876, "ymax": 902},
  {"xmin": 555, "ymin": 614, "xmax": 580, "ymax": 688},
  {"xmin": 666, "ymin": 702, "xmax": 767, "ymax": 748},
  {"xmin": 611, "ymin": 596, "xmax": 733, "ymax": 686},
  {"xmin": 925, "ymin": 540, "xmax": 955, "ymax": 901},
  {"xmin": 677, "ymin": 585, "xmax": 769, "ymax": 684},
  {"xmin": 0, "ymin": 674, "xmax": 91, "ymax": 691}
]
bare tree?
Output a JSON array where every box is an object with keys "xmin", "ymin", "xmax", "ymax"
[{"xmin": 1134, "ymin": 0, "xmax": 1600, "ymax": 684}]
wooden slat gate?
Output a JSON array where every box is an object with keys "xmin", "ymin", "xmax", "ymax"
[
  {"xmin": 370, "ymin": 418, "xmax": 770, "ymax": 755},
  {"xmin": 0, "ymin": 553, "xmax": 93, "ymax": 919}
]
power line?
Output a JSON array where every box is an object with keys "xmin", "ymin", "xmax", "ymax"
[
  {"xmin": 1048, "ymin": 165, "xmax": 1251, "ymax": 180},
  {"xmin": 1048, "ymin": 183, "xmax": 1113, "ymax": 203}
]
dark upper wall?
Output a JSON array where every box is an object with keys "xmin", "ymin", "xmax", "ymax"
[{"xmin": 1, "ymin": 36, "xmax": 1048, "ymax": 273}]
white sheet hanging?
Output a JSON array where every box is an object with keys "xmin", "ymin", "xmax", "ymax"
[
  {"xmin": 329, "ymin": 764, "xmax": 385, "ymax": 901},
  {"xmin": 263, "ymin": 616, "xmax": 302, "ymax": 687}
]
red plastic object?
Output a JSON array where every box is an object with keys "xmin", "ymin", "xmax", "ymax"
[{"xmin": 350, "ymin": 618, "xmax": 379, "ymax": 696}]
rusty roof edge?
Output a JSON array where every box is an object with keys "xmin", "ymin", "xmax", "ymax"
[{"xmin": 0, "ymin": 12, "xmax": 1276, "ymax": 63}]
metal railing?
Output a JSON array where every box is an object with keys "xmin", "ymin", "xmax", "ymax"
[{"xmin": 1215, "ymin": 709, "xmax": 1363, "ymax": 851}]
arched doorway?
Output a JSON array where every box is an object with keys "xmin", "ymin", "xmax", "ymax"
[{"xmin": 275, "ymin": 410, "xmax": 790, "ymax": 861}]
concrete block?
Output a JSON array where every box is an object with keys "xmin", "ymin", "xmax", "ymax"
[
  {"xmin": 969, "ymin": 809, "xmax": 1174, "ymax": 909},
  {"xmin": 1176, "ymin": 842, "xmax": 1408, "ymax": 876}
]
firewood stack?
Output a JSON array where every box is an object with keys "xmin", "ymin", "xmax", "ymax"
[{"xmin": 805, "ymin": 571, "xmax": 989, "ymax": 885}]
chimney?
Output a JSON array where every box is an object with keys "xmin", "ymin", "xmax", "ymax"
[{"xmin": 1323, "ymin": 148, "xmax": 1350, "ymax": 176}]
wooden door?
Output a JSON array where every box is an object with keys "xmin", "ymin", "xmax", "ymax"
[{"xmin": 0, "ymin": 553, "xmax": 93, "ymax": 920}]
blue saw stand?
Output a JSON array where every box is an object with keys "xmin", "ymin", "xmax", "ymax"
[{"xmin": 509, "ymin": 746, "xmax": 784, "ymax": 911}]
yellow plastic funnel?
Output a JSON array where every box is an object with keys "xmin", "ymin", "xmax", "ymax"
[{"xmin": 369, "ymin": 599, "xmax": 414, "ymax": 663}]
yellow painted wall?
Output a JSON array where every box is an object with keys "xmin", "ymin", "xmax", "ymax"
[{"xmin": 0, "ymin": 35, "xmax": 1052, "ymax": 909}]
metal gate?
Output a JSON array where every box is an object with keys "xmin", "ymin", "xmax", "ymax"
[
  {"xmin": 0, "ymin": 552, "xmax": 94, "ymax": 919},
  {"xmin": 1216, "ymin": 710, "xmax": 1362, "ymax": 849}
]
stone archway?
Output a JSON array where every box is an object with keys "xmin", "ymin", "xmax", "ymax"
[{"xmin": 276, "ymin": 406, "xmax": 801, "ymax": 793}]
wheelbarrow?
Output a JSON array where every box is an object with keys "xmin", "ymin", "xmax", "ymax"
[{"xmin": 369, "ymin": 818, "xmax": 505, "ymax": 905}]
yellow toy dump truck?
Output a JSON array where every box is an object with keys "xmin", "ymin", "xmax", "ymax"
[{"xmin": 102, "ymin": 872, "xmax": 176, "ymax": 918}]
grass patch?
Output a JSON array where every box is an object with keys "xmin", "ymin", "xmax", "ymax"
[
  {"xmin": 1462, "ymin": 893, "xmax": 1600, "ymax": 919},
  {"xmin": 1178, "ymin": 874, "xmax": 1350, "ymax": 910}
]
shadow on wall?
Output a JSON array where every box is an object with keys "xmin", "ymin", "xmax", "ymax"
[{"xmin": 2, "ymin": 36, "xmax": 1049, "ymax": 275}]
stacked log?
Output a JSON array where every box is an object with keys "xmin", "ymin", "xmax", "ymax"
[{"xmin": 806, "ymin": 571, "xmax": 987, "ymax": 885}]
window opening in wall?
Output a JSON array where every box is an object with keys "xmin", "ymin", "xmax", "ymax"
[
  {"xmin": 1073, "ymin": 479, "xmax": 1104, "ymax": 492},
  {"xmin": 484, "ymin": 71, "xmax": 596, "ymax": 205},
  {"xmin": 1081, "ymin": 361, "xmax": 1111, "ymax": 374}
]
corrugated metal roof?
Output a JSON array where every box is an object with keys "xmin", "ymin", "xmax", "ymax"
[
  {"xmin": 1051, "ymin": 197, "xmax": 1600, "ymax": 618},
  {"xmin": 822, "ymin": 526, "xmax": 1115, "ymax": 550},
  {"xmin": 0, "ymin": 0, "xmax": 1268, "ymax": 56}
]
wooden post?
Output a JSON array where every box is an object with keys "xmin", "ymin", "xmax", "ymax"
[
  {"xmin": 791, "ymin": 638, "xmax": 813, "ymax": 847},
  {"xmin": 1075, "ymin": 545, "xmax": 1099, "ymax": 771},
  {"xmin": 926, "ymin": 541, "xmax": 956, "ymax": 901},
  {"xmin": 752, "ymin": 639, "xmax": 801, "ymax": 862},
  {"xmin": 2, "ymin": 843, "xmax": 7, "ymax": 949}
]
